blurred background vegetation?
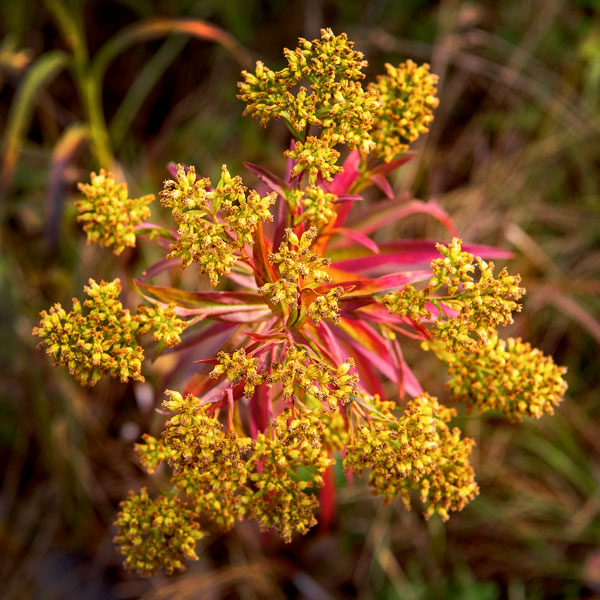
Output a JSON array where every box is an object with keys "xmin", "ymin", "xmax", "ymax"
[{"xmin": 1, "ymin": 0, "xmax": 599, "ymax": 598}]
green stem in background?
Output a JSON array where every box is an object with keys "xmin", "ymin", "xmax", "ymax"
[{"xmin": 44, "ymin": 0, "xmax": 113, "ymax": 168}]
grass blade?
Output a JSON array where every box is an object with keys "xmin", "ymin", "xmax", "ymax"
[{"xmin": 1, "ymin": 49, "xmax": 68, "ymax": 191}]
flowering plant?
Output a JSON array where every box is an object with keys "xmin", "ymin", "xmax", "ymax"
[{"xmin": 33, "ymin": 29, "xmax": 567, "ymax": 577}]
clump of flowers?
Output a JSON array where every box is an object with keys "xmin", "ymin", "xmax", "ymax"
[
  {"xmin": 383, "ymin": 238, "xmax": 525, "ymax": 352},
  {"xmin": 159, "ymin": 163, "xmax": 276, "ymax": 285},
  {"xmin": 345, "ymin": 393, "xmax": 478, "ymax": 520},
  {"xmin": 34, "ymin": 28, "xmax": 567, "ymax": 577},
  {"xmin": 368, "ymin": 60, "xmax": 439, "ymax": 161},
  {"xmin": 76, "ymin": 169, "xmax": 154, "ymax": 254},
  {"xmin": 443, "ymin": 334, "xmax": 568, "ymax": 422},
  {"xmin": 292, "ymin": 185, "xmax": 338, "ymax": 227},
  {"xmin": 259, "ymin": 227, "xmax": 333, "ymax": 311},
  {"xmin": 33, "ymin": 278, "xmax": 186, "ymax": 385},
  {"xmin": 114, "ymin": 488, "xmax": 203, "ymax": 577}
]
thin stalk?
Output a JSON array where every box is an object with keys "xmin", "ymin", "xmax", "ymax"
[{"xmin": 45, "ymin": 0, "xmax": 113, "ymax": 167}]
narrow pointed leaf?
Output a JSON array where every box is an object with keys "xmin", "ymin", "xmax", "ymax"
[
  {"xmin": 135, "ymin": 280, "xmax": 267, "ymax": 310},
  {"xmin": 2, "ymin": 50, "xmax": 68, "ymax": 190},
  {"xmin": 345, "ymin": 199, "xmax": 458, "ymax": 238},
  {"xmin": 253, "ymin": 221, "xmax": 278, "ymax": 284},
  {"xmin": 369, "ymin": 174, "xmax": 394, "ymax": 199},
  {"xmin": 328, "ymin": 150, "xmax": 360, "ymax": 195},
  {"xmin": 328, "ymin": 227, "xmax": 379, "ymax": 254},
  {"xmin": 369, "ymin": 154, "xmax": 414, "ymax": 177},
  {"xmin": 243, "ymin": 161, "xmax": 287, "ymax": 196}
]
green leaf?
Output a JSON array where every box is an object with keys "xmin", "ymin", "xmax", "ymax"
[{"xmin": 1, "ymin": 49, "xmax": 69, "ymax": 190}]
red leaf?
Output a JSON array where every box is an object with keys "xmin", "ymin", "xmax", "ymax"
[
  {"xmin": 335, "ymin": 194, "xmax": 363, "ymax": 203},
  {"xmin": 135, "ymin": 280, "xmax": 267, "ymax": 309},
  {"xmin": 249, "ymin": 384, "xmax": 270, "ymax": 437},
  {"xmin": 328, "ymin": 150, "xmax": 360, "ymax": 195},
  {"xmin": 345, "ymin": 199, "xmax": 458, "ymax": 238},
  {"xmin": 243, "ymin": 161, "xmax": 287, "ymax": 196},
  {"xmin": 253, "ymin": 221, "xmax": 278, "ymax": 284},
  {"xmin": 184, "ymin": 372, "xmax": 218, "ymax": 397},
  {"xmin": 328, "ymin": 227, "xmax": 379, "ymax": 254},
  {"xmin": 388, "ymin": 336, "xmax": 423, "ymax": 398},
  {"xmin": 139, "ymin": 257, "xmax": 180, "ymax": 281},
  {"xmin": 332, "ymin": 239, "xmax": 514, "ymax": 273},
  {"xmin": 369, "ymin": 174, "xmax": 394, "ymax": 199},
  {"xmin": 343, "ymin": 271, "xmax": 431, "ymax": 296},
  {"xmin": 245, "ymin": 331, "xmax": 287, "ymax": 343},
  {"xmin": 369, "ymin": 154, "xmax": 414, "ymax": 177},
  {"xmin": 319, "ymin": 464, "xmax": 336, "ymax": 533},
  {"xmin": 346, "ymin": 341, "xmax": 387, "ymax": 398},
  {"xmin": 164, "ymin": 321, "xmax": 237, "ymax": 354},
  {"xmin": 316, "ymin": 321, "xmax": 346, "ymax": 365}
]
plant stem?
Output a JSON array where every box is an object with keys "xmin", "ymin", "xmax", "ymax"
[{"xmin": 45, "ymin": 0, "xmax": 113, "ymax": 168}]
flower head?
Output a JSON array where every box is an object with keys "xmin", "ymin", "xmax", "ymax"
[
  {"xmin": 249, "ymin": 409, "xmax": 334, "ymax": 541},
  {"xmin": 445, "ymin": 334, "xmax": 568, "ymax": 422},
  {"xmin": 160, "ymin": 164, "xmax": 275, "ymax": 286},
  {"xmin": 260, "ymin": 227, "xmax": 332, "ymax": 309},
  {"xmin": 369, "ymin": 60, "xmax": 439, "ymax": 161},
  {"xmin": 383, "ymin": 238, "xmax": 525, "ymax": 352},
  {"xmin": 32, "ymin": 278, "xmax": 145, "ymax": 385},
  {"xmin": 344, "ymin": 393, "xmax": 478, "ymax": 520},
  {"xmin": 76, "ymin": 169, "xmax": 153, "ymax": 254},
  {"xmin": 114, "ymin": 488, "xmax": 203, "ymax": 577}
]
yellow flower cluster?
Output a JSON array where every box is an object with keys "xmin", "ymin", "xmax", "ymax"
[
  {"xmin": 119, "ymin": 393, "xmax": 336, "ymax": 574},
  {"xmin": 269, "ymin": 346, "xmax": 358, "ymax": 406},
  {"xmin": 250, "ymin": 409, "xmax": 334, "ymax": 541},
  {"xmin": 113, "ymin": 487, "xmax": 203, "ymax": 577},
  {"xmin": 291, "ymin": 185, "xmax": 338, "ymax": 228},
  {"xmin": 33, "ymin": 278, "xmax": 144, "ymax": 386},
  {"xmin": 238, "ymin": 28, "xmax": 377, "ymax": 154},
  {"xmin": 369, "ymin": 60, "xmax": 439, "ymax": 161},
  {"xmin": 308, "ymin": 286, "xmax": 344, "ymax": 325},
  {"xmin": 319, "ymin": 405, "xmax": 349, "ymax": 451},
  {"xmin": 260, "ymin": 227, "xmax": 331, "ymax": 309},
  {"xmin": 238, "ymin": 29, "xmax": 439, "ymax": 181},
  {"xmin": 123, "ymin": 388, "xmax": 480, "ymax": 574},
  {"xmin": 209, "ymin": 348, "xmax": 265, "ymax": 396},
  {"xmin": 383, "ymin": 238, "xmax": 525, "ymax": 352},
  {"xmin": 136, "ymin": 303, "xmax": 187, "ymax": 347},
  {"xmin": 344, "ymin": 393, "xmax": 478, "ymax": 520},
  {"xmin": 445, "ymin": 334, "xmax": 568, "ymax": 422},
  {"xmin": 211, "ymin": 345, "xmax": 358, "ymax": 407},
  {"xmin": 76, "ymin": 169, "xmax": 153, "ymax": 255},
  {"xmin": 135, "ymin": 392, "xmax": 254, "ymax": 532},
  {"xmin": 284, "ymin": 137, "xmax": 343, "ymax": 184},
  {"xmin": 33, "ymin": 279, "xmax": 187, "ymax": 386},
  {"xmin": 381, "ymin": 283, "xmax": 429, "ymax": 322},
  {"xmin": 160, "ymin": 164, "xmax": 275, "ymax": 286}
]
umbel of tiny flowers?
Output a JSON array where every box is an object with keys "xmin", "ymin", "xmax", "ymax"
[
  {"xmin": 76, "ymin": 169, "xmax": 154, "ymax": 254},
  {"xmin": 368, "ymin": 60, "xmax": 440, "ymax": 162},
  {"xmin": 259, "ymin": 227, "xmax": 333, "ymax": 311},
  {"xmin": 114, "ymin": 487, "xmax": 203, "ymax": 577},
  {"xmin": 238, "ymin": 28, "xmax": 439, "ymax": 186},
  {"xmin": 120, "ymin": 391, "xmax": 336, "ymax": 576},
  {"xmin": 159, "ymin": 163, "xmax": 276, "ymax": 286},
  {"xmin": 382, "ymin": 238, "xmax": 525, "ymax": 352},
  {"xmin": 344, "ymin": 393, "xmax": 478, "ymax": 520},
  {"xmin": 33, "ymin": 278, "xmax": 186, "ymax": 386},
  {"xmin": 437, "ymin": 334, "xmax": 568, "ymax": 422},
  {"xmin": 32, "ymin": 28, "xmax": 568, "ymax": 578},
  {"xmin": 238, "ymin": 28, "xmax": 377, "ymax": 153}
]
